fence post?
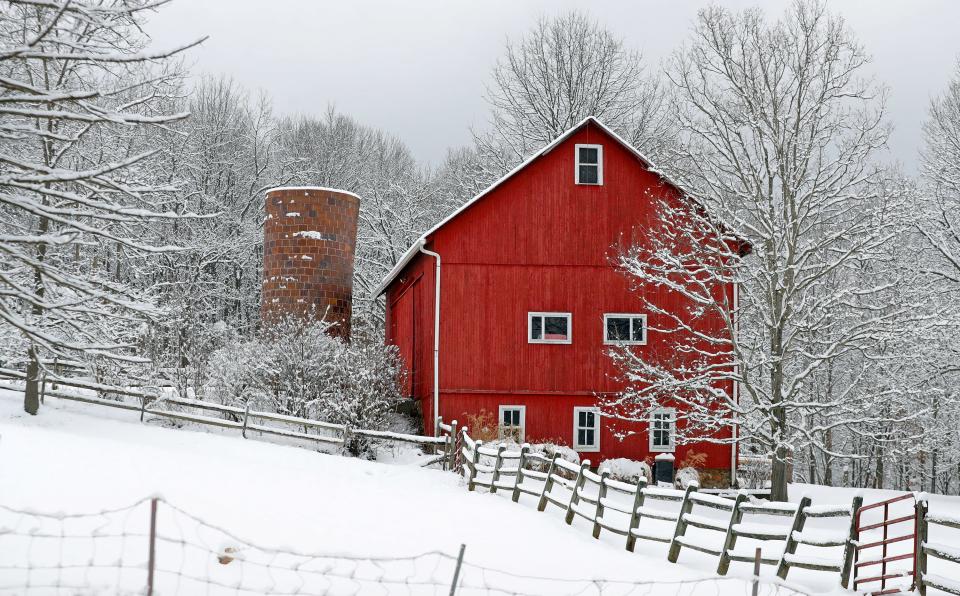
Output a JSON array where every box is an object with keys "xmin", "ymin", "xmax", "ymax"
[
  {"xmin": 455, "ymin": 426, "xmax": 466, "ymax": 476},
  {"xmin": 840, "ymin": 494, "xmax": 863, "ymax": 589},
  {"xmin": 512, "ymin": 444, "xmax": 530, "ymax": 503},
  {"xmin": 667, "ymin": 484, "xmax": 698, "ymax": 563},
  {"xmin": 467, "ymin": 440, "xmax": 482, "ymax": 492},
  {"xmin": 751, "ymin": 547, "xmax": 762, "ymax": 596},
  {"xmin": 449, "ymin": 543, "xmax": 466, "ymax": 596},
  {"xmin": 490, "ymin": 445, "xmax": 506, "ymax": 494},
  {"xmin": 147, "ymin": 497, "xmax": 158, "ymax": 596},
  {"xmin": 431, "ymin": 415, "xmax": 442, "ymax": 461},
  {"xmin": 717, "ymin": 493, "xmax": 748, "ymax": 575},
  {"xmin": 775, "ymin": 495, "xmax": 810, "ymax": 579},
  {"xmin": 448, "ymin": 420, "xmax": 458, "ymax": 472},
  {"xmin": 592, "ymin": 470, "xmax": 610, "ymax": 539},
  {"xmin": 241, "ymin": 402, "xmax": 251, "ymax": 439},
  {"xmin": 916, "ymin": 499, "xmax": 928, "ymax": 596},
  {"xmin": 140, "ymin": 396, "xmax": 150, "ymax": 423},
  {"xmin": 625, "ymin": 479, "xmax": 647, "ymax": 552},
  {"xmin": 564, "ymin": 461, "xmax": 589, "ymax": 525},
  {"xmin": 537, "ymin": 452, "xmax": 560, "ymax": 512}
]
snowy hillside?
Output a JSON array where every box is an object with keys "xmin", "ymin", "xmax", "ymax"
[{"xmin": 0, "ymin": 389, "xmax": 807, "ymax": 596}]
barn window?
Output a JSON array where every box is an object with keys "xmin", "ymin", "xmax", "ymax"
[
  {"xmin": 575, "ymin": 144, "xmax": 603, "ymax": 185},
  {"xmin": 650, "ymin": 408, "xmax": 676, "ymax": 452},
  {"xmin": 604, "ymin": 314, "xmax": 647, "ymax": 345},
  {"xmin": 528, "ymin": 312, "xmax": 572, "ymax": 344},
  {"xmin": 573, "ymin": 407, "xmax": 600, "ymax": 451},
  {"xmin": 499, "ymin": 405, "xmax": 526, "ymax": 442}
]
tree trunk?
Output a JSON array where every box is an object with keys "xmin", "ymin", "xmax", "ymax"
[
  {"xmin": 824, "ymin": 428, "xmax": 833, "ymax": 486},
  {"xmin": 770, "ymin": 443, "xmax": 789, "ymax": 501},
  {"xmin": 24, "ymin": 346, "xmax": 41, "ymax": 415}
]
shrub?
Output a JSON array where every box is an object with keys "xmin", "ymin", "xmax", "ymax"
[
  {"xmin": 204, "ymin": 315, "xmax": 405, "ymax": 458},
  {"xmin": 675, "ymin": 466, "xmax": 700, "ymax": 489},
  {"xmin": 463, "ymin": 409, "xmax": 499, "ymax": 442},
  {"xmin": 599, "ymin": 457, "xmax": 651, "ymax": 484}
]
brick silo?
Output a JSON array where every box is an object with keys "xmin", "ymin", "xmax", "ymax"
[{"xmin": 261, "ymin": 187, "xmax": 360, "ymax": 338}]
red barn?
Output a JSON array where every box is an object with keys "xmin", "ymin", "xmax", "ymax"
[{"xmin": 376, "ymin": 117, "xmax": 741, "ymax": 487}]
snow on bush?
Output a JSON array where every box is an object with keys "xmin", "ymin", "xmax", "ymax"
[
  {"xmin": 738, "ymin": 455, "xmax": 772, "ymax": 489},
  {"xmin": 675, "ymin": 467, "xmax": 700, "ymax": 489},
  {"xmin": 204, "ymin": 315, "xmax": 406, "ymax": 457},
  {"xmin": 600, "ymin": 458, "xmax": 651, "ymax": 484},
  {"xmin": 472, "ymin": 439, "xmax": 580, "ymax": 477}
]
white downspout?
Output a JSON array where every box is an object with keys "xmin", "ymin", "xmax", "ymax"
[
  {"xmin": 419, "ymin": 243, "xmax": 441, "ymax": 434},
  {"xmin": 731, "ymin": 280, "xmax": 739, "ymax": 488}
]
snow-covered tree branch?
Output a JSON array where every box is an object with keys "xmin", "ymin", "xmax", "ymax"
[
  {"xmin": 605, "ymin": 0, "xmax": 924, "ymax": 501},
  {"xmin": 0, "ymin": 0, "xmax": 203, "ymax": 414}
]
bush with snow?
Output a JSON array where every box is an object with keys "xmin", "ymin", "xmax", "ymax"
[
  {"xmin": 675, "ymin": 467, "xmax": 700, "ymax": 489},
  {"xmin": 471, "ymin": 439, "xmax": 580, "ymax": 476},
  {"xmin": 600, "ymin": 458, "xmax": 651, "ymax": 485},
  {"xmin": 204, "ymin": 315, "xmax": 406, "ymax": 457},
  {"xmin": 737, "ymin": 455, "xmax": 772, "ymax": 490}
]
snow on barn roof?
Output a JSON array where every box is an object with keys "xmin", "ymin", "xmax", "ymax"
[{"xmin": 373, "ymin": 116, "xmax": 693, "ymax": 297}]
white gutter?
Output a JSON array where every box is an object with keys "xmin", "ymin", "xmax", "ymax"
[{"xmin": 419, "ymin": 244, "xmax": 442, "ymax": 433}]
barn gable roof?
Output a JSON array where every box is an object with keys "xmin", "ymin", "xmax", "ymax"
[{"xmin": 374, "ymin": 116, "xmax": 699, "ymax": 297}]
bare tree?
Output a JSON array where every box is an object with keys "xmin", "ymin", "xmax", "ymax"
[
  {"xmin": 476, "ymin": 11, "xmax": 673, "ymax": 177},
  {"xmin": 920, "ymin": 60, "xmax": 960, "ymax": 283},
  {"xmin": 915, "ymin": 60, "xmax": 960, "ymax": 494},
  {"xmin": 0, "ymin": 0, "xmax": 203, "ymax": 414},
  {"xmin": 276, "ymin": 108, "xmax": 448, "ymax": 336},
  {"xmin": 604, "ymin": 1, "xmax": 918, "ymax": 500}
]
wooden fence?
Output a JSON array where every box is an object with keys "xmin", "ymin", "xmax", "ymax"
[
  {"xmin": 916, "ymin": 500, "xmax": 960, "ymax": 595},
  {"xmin": 6, "ymin": 368, "xmax": 958, "ymax": 594},
  {"xmin": 0, "ymin": 368, "xmax": 457, "ymax": 467},
  {"xmin": 461, "ymin": 428, "xmax": 865, "ymax": 590}
]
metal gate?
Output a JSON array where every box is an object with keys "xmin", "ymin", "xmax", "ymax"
[{"xmin": 852, "ymin": 493, "xmax": 919, "ymax": 595}]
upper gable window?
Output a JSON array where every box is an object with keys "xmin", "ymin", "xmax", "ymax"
[{"xmin": 575, "ymin": 144, "xmax": 603, "ymax": 185}]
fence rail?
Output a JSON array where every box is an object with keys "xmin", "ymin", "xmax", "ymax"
[
  {"xmin": 459, "ymin": 428, "xmax": 875, "ymax": 592},
  {"xmin": 0, "ymin": 371, "xmax": 457, "ymax": 467},
  {"xmin": 917, "ymin": 501, "xmax": 960, "ymax": 596},
  {"xmin": 6, "ymin": 370, "xmax": 958, "ymax": 595},
  {"xmin": 0, "ymin": 496, "xmax": 812, "ymax": 595}
]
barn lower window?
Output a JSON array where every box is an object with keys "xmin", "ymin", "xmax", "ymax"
[
  {"xmin": 528, "ymin": 312, "xmax": 571, "ymax": 344},
  {"xmin": 650, "ymin": 408, "xmax": 676, "ymax": 452},
  {"xmin": 499, "ymin": 405, "xmax": 525, "ymax": 442},
  {"xmin": 604, "ymin": 313, "xmax": 647, "ymax": 345},
  {"xmin": 573, "ymin": 407, "xmax": 600, "ymax": 451}
]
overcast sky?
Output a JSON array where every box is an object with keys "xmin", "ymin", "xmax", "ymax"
[{"xmin": 147, "ymin": 1, "xmax": 960, "ymax": 172}]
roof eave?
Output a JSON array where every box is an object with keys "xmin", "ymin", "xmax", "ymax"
[{"xmin": 374, "ymin": 116, "xmax": 743, "ymax": 295}]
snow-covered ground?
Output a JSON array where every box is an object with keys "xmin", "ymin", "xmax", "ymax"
[{"xmin": 0, "ymin": 388, "xmax": 956, "ymax": 595}]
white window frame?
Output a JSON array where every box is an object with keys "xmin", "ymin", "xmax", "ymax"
[
  {"xmin": 527, "ymin": 312, "xmax": 572, "ymax": 344},
  {"xmin": 574, "ymin": 144, "xmax": 603, "ymax": 185},
  {"xmin": 649, "ymin": 408, "xmax": 676, "ymax": 453},
  {"xmin": 573, "ymin": 406, "xmax": 601, "ymax": 451},
  {"xmin": 498, "ymin": 405, "xmax": 526, "ymax": 442},
  {"xmin": 603, "ymin": 313, "xmax": 648, "ymax": 346}
]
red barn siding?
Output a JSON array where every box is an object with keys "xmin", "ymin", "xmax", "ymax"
[{"xmin": 384, "ymin": 120, "xmax": 736, "ymax": 481}]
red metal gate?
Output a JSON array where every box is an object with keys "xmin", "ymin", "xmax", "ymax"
[{"xmin": 853, "ymin": 493, "xmax": 918, "ymax": 595}]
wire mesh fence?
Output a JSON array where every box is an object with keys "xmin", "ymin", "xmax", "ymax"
[{"xmin": 0, "ymin": 497, "xmax": 811, "ymax": 595}]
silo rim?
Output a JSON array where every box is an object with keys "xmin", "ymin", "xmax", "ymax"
[{"xmin": 265, "ymin": 186, "xmax": 361, "ymax": 200}]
